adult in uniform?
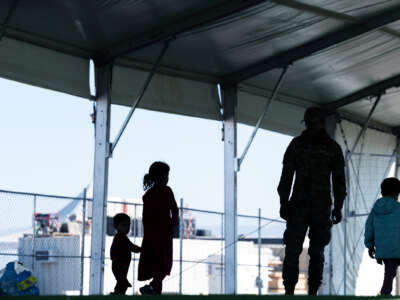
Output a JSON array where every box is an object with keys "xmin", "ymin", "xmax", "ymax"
[{"xmin": 277, "ymin": 107, "xmax": 346, "ymax": 295}]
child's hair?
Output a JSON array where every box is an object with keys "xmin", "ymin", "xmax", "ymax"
[
  {"xmin": 113, "ymin": 213, "xmax": 130, "ymax": 227},
  {"xmin": 381, "ymin": 177, "xmax": 400, "ymax": 196},
  {"xmin": 143, "ymin": 161, "xmax": 170, "ymax": 190}
]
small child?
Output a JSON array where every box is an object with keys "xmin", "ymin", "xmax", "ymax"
[
  {"xmin": 110, "ymin": 213, "xmax": 141, "ymax": 295},
  {"xmin": 365, "ymin": 177, "xmax": 400, "ymax": 296},
  {"xmin": 138, "ymin": 161, "xmax": 179, "ymax": 295}
]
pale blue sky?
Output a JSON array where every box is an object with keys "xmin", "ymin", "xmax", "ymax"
[{"xmin": 0, "ymin": 77, "xmax": 293, "ymax": 224}]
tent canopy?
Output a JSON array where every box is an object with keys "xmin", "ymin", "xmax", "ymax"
[{"xmin": 1, "ymin": 0, "xmax": 400, "ymax": 137}]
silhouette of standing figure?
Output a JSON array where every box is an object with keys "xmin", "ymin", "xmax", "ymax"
[
  {"xmin": 277, "ymin": 107, "xmax": 346, "ymax": 295},
  {"xmin": 138, "ymin": 162, "xmax": 179, "ymax": 295},
  {"xmin": 365, "ymin": 177, "xmax": 400, "ymax": 296},
  {"xmin": 110, "ymin": 213, "xmax": 141, "ymax": 295}
]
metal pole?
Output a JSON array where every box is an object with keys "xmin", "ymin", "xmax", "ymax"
[
  {"xmin": 222, "ymin": 84, "xmax": 238, "ymax": 294},
  {"xmin": 80, "ymin": 188, "xmax": 87, "ymax": 296},
  {"xmin": 343, "ymin": 153, "xmax": 350, "ymax": 295},
  {"xmin": 237, "ymin": 66, "xmax": 288, "ymax": 170},
  {"xmin": 395, "ymin": 138, "xmax": 400, "ymax": 296},
  {"xmin": 89, "ymin": 64, "xmax": 112, "ymax": 295},
  {"xmin": 0, "ymin": 0, "xmax": 19, "ymax": 41},
  {"xmin": 346, "ymin": 94, "xmax": 381, "ymax": 163},
  {"xmin": 111, "ymin": 41, "xmax": 170, "ymax": 154},
  {"xmin": 220, "ymin": 213, "xmax": 224, "ymax": 294},
  {"xmin": 132, "ymin": 204, "xmax": 137, "ymax": 294},
  {"xmin": 257, "ymin": 208, "xmax": 262, "ymax": 295},
  {"xmin": 329, "ymin": 242, "xmax": 333, "ymax": 295},
  {"xmin": 179, "ymin": 198, "xmax": 184, "ymax": 294},
  {"xmin": 32, "ymin": 194, "xmax": 37, "ymax": 272}
]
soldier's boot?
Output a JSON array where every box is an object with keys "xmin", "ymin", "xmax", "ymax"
[
  {"xmin": 308, "ymin": 247, "xmax": 325, "ymax": 296},
  {"xmin": 308, "ymin": 285, "xmax": 319, "ymax": 296},
  {"xmin": 283, "ymin": 254, "xmax": 299, "ymax": 295},
  {"xmin": 285, "ymin": 285, "xmax": 295, "ymax": 295}
]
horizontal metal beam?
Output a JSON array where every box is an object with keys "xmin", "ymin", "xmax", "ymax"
[
  {"xmin": 106, "ymin": 0, "xmax": 266, "ymax": 61},
  {"xmin": 270, "ymin": 0, "xmax": 400, "ymax": 39},
  {"xmin": 116, "ymin": 58, "xmax": 396, "ymax": 136},
  {"xmin": 339, "ymin": 111, "xmax": 393, "ymax": 135},
  {"xmin": 325, "ymin": 73, "xmax": 400, "ymax": 109},
  {"xmin": 222, "ymin": 4, "xmax": 400, "ymax": 83}
]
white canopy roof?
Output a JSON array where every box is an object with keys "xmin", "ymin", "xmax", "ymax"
[{"xmin": 1, "ymin": 0, "xmax": 400, "ymax": 137}]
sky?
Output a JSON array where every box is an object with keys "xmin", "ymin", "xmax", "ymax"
[{"xmin": 0, "ymin": 76, "xmax": 293, "ymax": 234}]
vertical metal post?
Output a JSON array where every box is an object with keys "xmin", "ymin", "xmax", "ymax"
[
  {"xmin": 80, "ymin": 188, "xmax": 87, "ymax": 296},
  {"xmin": 329, "ymin": 242, "xmax": 333, "ymax": 295},
  {"xmin": 179, "ymin": 198, "xmax": 184, "ymax": 294},
  {"xmin": 220, "ymin": 213, "xmax": 224, "ymax": 294},
  {"xmin": 89, "ymin": 63, "xmax": 112, "ymax": 295},
  {"xmin": 343, "ymin": 152, "xmax": 350, "ymax": 295},
  {"xmin": 395, "ymin": 138, "xmax": 400, "ymax": 296},
  {"xmin": 132, "ymin": 204, "xmax": 137, "ymax": 294},
  {"xmin": 32, "ymin": 194, "xmax": 37, "ymax": 272},
  {"xmin": 257, "ymin": 208, "xmax": 262, "ymax": 295},
  {"xmin": 222, "ymin": 84, "xmax": 238, "ymax": 294}
]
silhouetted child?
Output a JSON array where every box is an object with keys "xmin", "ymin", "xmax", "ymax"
[
  {"xmin": 110, "ymin": 213, "xmax": 141, "ymax": 295},
  {"xmin": 365, "ymin": 177, "xmax": 400, "ymax": 296},
  {"xmin": 138, "ymin": 162, "xmax": 179, "ymax": 295}
]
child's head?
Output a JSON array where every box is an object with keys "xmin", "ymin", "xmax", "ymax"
[
  {"xmin": 381, "ymin": 177, "xmax": 400, "ymax": 198},
  {"xmin": 113, "ymin": 213, "xmax": 131, "ymax": 235},
  {"xmin": 143, "ymin": 161, "xmax": 170, "ymax": 190}
]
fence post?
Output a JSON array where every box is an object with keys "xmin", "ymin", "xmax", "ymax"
[
  {"xmin": 257, "ymin": 208, "xmax": 262, "ymax": 295},
  {"xmin": 179, "ymin": 198, "xmax": 184, "ymax": 294},
  {"xmin": 32, "ymin": 194, "xmax": 37, "ymax": 272},
  {"xmin": 80, "ymin": 188, "xmax": 87, "ymax": 296},
  {"xmin": 132, "ymin": 204, "xmax": 137, "ymax": 294}
]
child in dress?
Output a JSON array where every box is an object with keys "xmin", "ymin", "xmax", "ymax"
[
  {"xmin": 365, "ymin": 177, "xmax": 400, "ymax": 295},
  {"xmin": 138, "ymin": 162, "xmax": 179, "ymax": 294},
  {"xmin": 110, "ymin": 213, "xmax": 141, "ymax": 295}
]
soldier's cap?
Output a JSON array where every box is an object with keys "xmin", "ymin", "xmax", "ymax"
[{"xmin": 302, "ymin": 107, "xmax": 325, "ymax": 123}]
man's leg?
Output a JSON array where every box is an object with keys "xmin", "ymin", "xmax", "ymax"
[
  {"xmin": 308, "ymin": 216, "xmax": 332, "ymax": 295},
  {"xmin": 381, "ymin": 259, "xmax": 398, "ymax": 295},
  {"xmin": 283, "ymin": 214, "xmax": 308, "ymax": 294}
]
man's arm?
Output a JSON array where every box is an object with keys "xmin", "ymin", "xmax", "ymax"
[
  {"xmin": 332, "ymin": 143, "xmax": 347, "ymax": 211},
  {"xmin": 277, "ymin": 139, "xmax": 296, "ymax": 205}
]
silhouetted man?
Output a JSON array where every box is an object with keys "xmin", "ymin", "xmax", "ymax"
[{"xmin": 277, "ymin": 107, "xmax": 346, "ymax": 295}]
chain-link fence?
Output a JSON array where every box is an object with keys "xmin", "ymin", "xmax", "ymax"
[{"xmin": 0, "ymin": 189, "xmax": 290, "ymax": 295}]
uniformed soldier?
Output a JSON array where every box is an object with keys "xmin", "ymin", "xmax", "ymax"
[{"xmin": 277, "ymin": 107, "xmax": 346, "ymax": 295}]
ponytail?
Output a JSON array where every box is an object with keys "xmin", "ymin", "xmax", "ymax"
[{"xmin": 143, "ymin": 173, "xmax": 154, "ymax": 191}]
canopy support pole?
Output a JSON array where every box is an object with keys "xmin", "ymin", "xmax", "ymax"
[
  {"xmin": 237, "ymin": 66, "xmax": 289, "ymax": 170},
  {"xmin": 222, "ymin": 84, "xmax": 238, "ymax": 294},
  {"xmin": 110, "ymin": 41, "xmax": 170, "ymax": 155},
  {"xmin": 346, "ymin": 94, "xmax": 381, "ymax": 163},
  {"xmin": 89, "ymin": 63, "xmax": 112, "ymax": 295},
  {"xmin": 395, "ymin": 138, "xmax": 400, "ymax": 295}
]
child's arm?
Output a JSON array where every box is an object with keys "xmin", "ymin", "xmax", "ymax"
[
  {"xmin": 126, "ymin": 236, "xmax": 141, "ymax": 253},
  {"xmin": 364, "ymin": 211, "xmax": 375, "ymax": 254}
]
